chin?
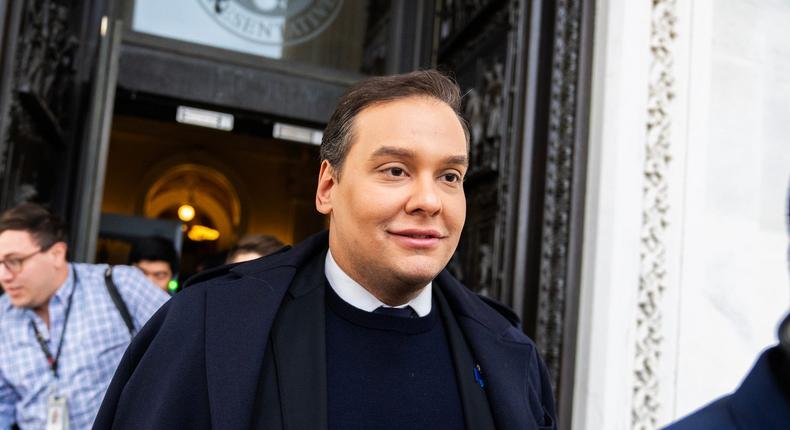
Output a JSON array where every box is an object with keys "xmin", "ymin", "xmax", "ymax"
[
  {"xmin": 394, "ymin": 262, "xmax": 444, "ymax": 287},
  {"xmin": 8, "ymin": 297, "xmax": 29, "ymax": 309}
]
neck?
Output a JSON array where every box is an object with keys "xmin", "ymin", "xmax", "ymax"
[
  {"xmin": 327, "ymin": 248, "xmax": 424, "ymax": 306},
  {"xmin": 34, "ymin": 303, "xmax": 51, "ymax": 328},
  {"xmin": 55, "ymin": 263, "xmax": 69, "ymax": 288},
  {"xmin": 776, "ymin": 314, "xmax": 790, "ymax": 396},
  {"xmin": 34, "ymin": 265, "xmax": 70, "ymax": 329},
  {"xmin": 364, "ymin": 282, "xmax": 422, "ymax": 307}
]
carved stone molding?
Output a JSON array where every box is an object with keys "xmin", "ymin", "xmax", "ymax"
[
  {"xmin": 535, "ymin": 0, "xmax": 584, "ymax": 394},
  {"xmin": 632, "ymin": 0, "xmax": 677, "ymax": 428}
]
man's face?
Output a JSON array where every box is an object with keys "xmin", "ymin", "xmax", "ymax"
[
  {"xmin": 133, "ymin": 260, "xmax": 173, "ymax": 292},
  {"xmin": 0, "ymin": 230, "xmax": 67, "ymax": 309},
  {"xmin": 316, "ymin": 96, "xmax": 468, "ymax": 299}
]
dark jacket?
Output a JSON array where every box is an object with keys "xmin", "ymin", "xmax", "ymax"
[
  {"xmin": 663, "ymin": 347, "xmax": 790, "ymax": 430},
  {"xmin": 93, "ymin": 231, "xmax": 557, "ymax": 430}
]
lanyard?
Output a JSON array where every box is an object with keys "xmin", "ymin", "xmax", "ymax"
[{"xmin": 30, "ymin": 268, "xmax": 77, "ymax": 379}]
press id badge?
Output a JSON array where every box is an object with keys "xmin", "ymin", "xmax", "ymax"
[{"xmin": 46, "ymin": 394, "xmax": 69, "ymax": 430}]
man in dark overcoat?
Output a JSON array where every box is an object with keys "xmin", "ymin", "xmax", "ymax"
[{"xmin": 93, "ymin": 70, "xmax": 557, "ymax": 430}]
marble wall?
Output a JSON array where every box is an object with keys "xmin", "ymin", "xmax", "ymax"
[
  {"xmin": 672, "ymin": 0, "xmax": 790, "ymax": 419},
  {"xmin": 574, "ymin": 0, "xmax": 790, "ymax": 428}
]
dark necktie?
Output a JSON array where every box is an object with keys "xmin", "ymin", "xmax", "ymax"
[{"xmin": 373, "ymin": 305, "xmax": 418, "ymax": 318}]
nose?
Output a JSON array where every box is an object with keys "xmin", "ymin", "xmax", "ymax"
[
  {"xmin": 0, "ymin": 263, "xmax": 14, "ymax": 282},
  {"xmin": 405, "ymin": 175, "xmax": 443, "ymax": 216}
]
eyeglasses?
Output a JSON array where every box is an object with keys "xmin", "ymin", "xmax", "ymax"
[{"xmin": 0, "ymin": 249, "xmax": 43, "ymax": 274}]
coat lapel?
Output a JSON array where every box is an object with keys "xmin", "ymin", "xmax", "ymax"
[
  {"xmin": 433, "ymin": 286, "xmax": 497, "ymax": 430},
  {"xmin": 204, "ymin": 264, "xmax": 295, "ymax": 430},
  {"xmin": 270, "ymin": 251, "xmax": 328, "ymax": 430},
  {"xmin": 203, "ymin": 232, "xmax": 329, "ymax": 430},
  {"xmin": 436, "ymin": 270, "xmax": 541, "ymax": 430}
]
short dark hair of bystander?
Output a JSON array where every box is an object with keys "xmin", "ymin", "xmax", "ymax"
[{"xmin": 0, "ymin": 203, "xmax": 68, "ymax": 251}]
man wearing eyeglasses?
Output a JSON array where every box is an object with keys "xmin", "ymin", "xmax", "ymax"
[{"xmin": 0, "ymin": 203, "xmax": 170, "ymax": 430}]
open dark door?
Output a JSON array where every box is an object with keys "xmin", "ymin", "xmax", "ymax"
[
  {"xmin": 70, "ymin": 14, "xmax": 122, "ymax": 262},
  {"xmin": 435, "ymin": 0, "xmax": 594, "ymax": 427},
  {"xmin": 0, "ymin": 0, "xmax": 121, "ymax": 262}
]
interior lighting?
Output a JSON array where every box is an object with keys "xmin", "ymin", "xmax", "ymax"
[
  {"xmin": 187, "ymin": 225, "xmax": 220, "ymax": 242},
  {"xmin": 178, "ymin": 204, "xmax": 195, "ymax": 222},
  {"xmin": 176, "ymin": 106, "xmax": 234, "ymax": 131},
  {"xmin": 273, "ymin": 122, "xmax": 323, "ymax": 145}
]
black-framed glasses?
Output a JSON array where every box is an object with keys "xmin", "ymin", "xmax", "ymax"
[{"xmin": 0, "ymin": 249, "xmax": 43, "ymax": 274}]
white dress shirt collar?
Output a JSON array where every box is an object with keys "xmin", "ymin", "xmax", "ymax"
[{"xmin": 324, "ymin": 249, "xmax": 432, "ymax": 317}]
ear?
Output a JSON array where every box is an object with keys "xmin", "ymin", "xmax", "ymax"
[
  {"xmin": 315, "ymin": 160, "xmax": 336, "ymax": 215},
  {"xmin": 49, "ymin": 242, "xmax": 68, "ymax": 267}
]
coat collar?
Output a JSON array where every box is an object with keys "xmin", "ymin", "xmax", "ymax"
[
  {"xmin": 204, "ymin": 230, "xmax": 544, "ymax": 430},
  {"xmin": 435, "ymin": 270, "xmax": 548, "ymax": 430},
  {"xmin": 269, "ymin": 250, "xmax": 328, "ymax": 429},
  {"xmin": 203, "ymin": 231, "xmax": 328, "ymax": 429},
  {"xmin": 203, "ymin": 264, "xmax": 294, "ymax": 430},
  {"xmin": 435, "ymin": 271, "xmax": 513, "ymax": 337},
  {"xmin": 228, "ymin": 230, "xmax": 522, "ymax": 339},
  {"xmin": 229, "ymin": 230, "xmax": 328, "ymax": 280},
  {"xmin": 729, "ymin": 347, "xmax": 790, "ymax": 428}
]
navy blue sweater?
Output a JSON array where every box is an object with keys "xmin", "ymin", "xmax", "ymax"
[{"xmin": 326, "ymin": 286, "xmax": 465, "ymax": 430}]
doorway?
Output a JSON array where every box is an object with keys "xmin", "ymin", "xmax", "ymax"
[{"xmin": 97, "ymin": 91, "xmax": 326, "ymax": 281}]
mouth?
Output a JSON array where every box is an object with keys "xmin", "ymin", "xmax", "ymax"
[
  {"xmin": 3, "ymin": 286, "xmax": 22, "ymax": 296},
  {"xmin": 388, "ymin": 229, "xmax": 446, "ymax": 249},
  {"xmin": 389, "ymin": 229, "xmax": 445, "ymax": 239}
]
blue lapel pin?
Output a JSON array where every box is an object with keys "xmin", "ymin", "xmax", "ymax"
[{"xmin": 474, "ymin": 364, "xmax": 485, "ymax": 389}]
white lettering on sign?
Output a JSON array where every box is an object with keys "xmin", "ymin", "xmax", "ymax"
[{"xmin": 198, "ymin": 0, "xmax": 343, "ymax": 46}]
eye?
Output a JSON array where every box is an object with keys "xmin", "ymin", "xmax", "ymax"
[
  {"xmin": 441, "ymin": 172, "xmax": 462, "ymax": 183},
  {"xmin": 381, "ymin": 166, "xmax": 407, "ymax": 177}
]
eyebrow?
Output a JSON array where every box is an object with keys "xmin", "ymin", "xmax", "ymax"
[{"xmin": 369, "ymin": 146, "xmax": 469, "ymax": 167}]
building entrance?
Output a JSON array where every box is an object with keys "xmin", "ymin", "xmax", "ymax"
[
  {"xmin": 97, "ymin": 92, "xmax": 326, "ymax": 281},
  {"xmin": 0, "ymin": 1, "xmax": 593, "ymax": 425}
]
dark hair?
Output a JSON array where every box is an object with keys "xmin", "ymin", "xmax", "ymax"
[
  {"xmin": 227, "ymin": 234, "xmax": 284, "ymax": 262},
  {"xmin": 321, "ymin": 69, "xmax": 469, "ymax": 176},
  {"xmin": 129, "ymin": 236, "xmax": 179, "ymax": 273},
  {"xmin": 0, "ymin": 203, "xmax": 68, "ymax": 250}
]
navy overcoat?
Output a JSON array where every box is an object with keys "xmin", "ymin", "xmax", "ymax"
[
  {"xmin": 93, "ymin": 231, "xmax": 557, "ymax": 430},
  {"xmin": 664, "ymin": 347, "xmax": 790, "ymax": 430}
]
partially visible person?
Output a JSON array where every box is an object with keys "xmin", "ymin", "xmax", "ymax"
[
  {"xmin": 663, "ymin": 191, "xmax": 790, "ymax": 429},
  {"xmin": 663, "ymin": 315, "xmax": 790, "ymax": 430},
  {"xmin": 0, "ymin": 203, "xmax": 169, "ymax": 430},
  {"xmin": 225, "ymin": 234, "xmax": 285, "ymax": 264},
  {"xmin": 129, "ymin": 236, "xmax": 179, "ymax": 293}
]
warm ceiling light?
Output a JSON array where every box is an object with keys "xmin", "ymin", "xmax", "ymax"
[
  {"xmin": 187, "ymin": 225, "xmax": 220, "ymax": 241},
  {"xmin": 178, "ymin": 204, "xmax": 195, "ymax": 222}
]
